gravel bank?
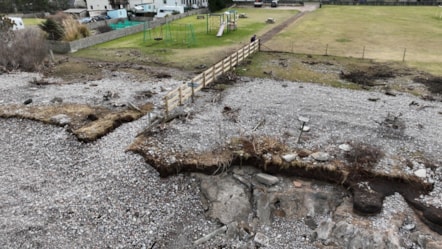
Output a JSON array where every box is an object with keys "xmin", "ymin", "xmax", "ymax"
[{"xmin": 1, "ymin": 71, "xmax": 441, "ymax": 248}]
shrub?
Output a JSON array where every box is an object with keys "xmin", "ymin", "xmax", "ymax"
[
  {"xmin": 39, "ymin": 18, "xmax": 64, "ymax": 40},
  {"xmin": 0, "ymin": 28, "xmax": 47, "ymax": 72},
  {"xmin": 62, "ymin": 18, "xmax": 90, "ymax": 41},
  {"xmin": 344, "ymin": 142, "xmax": 384, "ymax": 170},
  {"xmin": 39, "ymin": 11, "xmax": 90, "ymax": 41}
]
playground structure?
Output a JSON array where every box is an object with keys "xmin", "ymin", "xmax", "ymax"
[
  {"xmin": 206, "ymin": 10, "xmax": 238, "ymax": 37},
  {"xmin": 143, "ymin": 21, "xmax": 196, "ymax": 46}
]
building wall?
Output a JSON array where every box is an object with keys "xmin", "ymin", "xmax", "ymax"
[{"xmin": 87, "ymin": 0, "xmax": 114, "ymax": 11}]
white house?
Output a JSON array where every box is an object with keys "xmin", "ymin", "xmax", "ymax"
[{"xmin": 85, "ymin": 0, "xmax": 207, "ymax": 16}]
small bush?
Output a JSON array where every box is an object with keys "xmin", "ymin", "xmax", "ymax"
[
  {"xmin": 63, "ymin": 18, "xmax": 90, "ymax": 41},
  {"xmin": 0, "ymin": 28, "xmax": 47, "ymax": 72},
  {"xmin": 39, "ymin": 11, "xmax": 90, "ymax": 41},
  {"xmin": 39, "ymin": 18, "xmax": 64, "ymax": 41},
  {"xmin": 345, "ymin": 142, "xmax": 384, "ymax": 170}
]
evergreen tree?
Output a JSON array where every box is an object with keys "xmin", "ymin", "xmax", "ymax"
[{"xmin": 39, "ymin": 18, "xmax": 64, "ymax": 40}]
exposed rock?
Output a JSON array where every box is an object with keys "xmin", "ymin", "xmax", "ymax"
[
  {"xmin": 339, "ymin": 143, "xmax": 352, "ymax": 152},
  {"xmin": 254, "ymin": 187, "xmax": 272, "ymax": 225},
  {"xmin": 313, "ymin": 217, "xmax": 335, "ymax": 241},
  {"xmin": 293, "ymin": 181, "xmax": 302, "ymax": 188},
  {"xmin": 402, "ymin": 223, "xmax": 416, "ymax": 231},
  {"xmin": 282, "ymin": 153, "xmax": 297, "ymax": 162},
  {"xmin": 415, "ymin": 168, "xmax": 427, "ymax": 178},
  {"xmin": 255, "ymin": 173, "xmax": 279, "ymax": 186},
  {"xmin": 50, "ymin": 114, "xmax": 71, "ymax": 126},
  {"xmin": 199, "ymin": 174, "xmax": 252, "ymax": 224},
  {"xmin": 311, "ymin": 152, "xmax": 330, "ymax": 162},
  {"xmin": 352, "ymin": 187, "xmax": 384, "ymax": 215},
  {"xmin": 254, "ymin": 232, "xmax": 269, "ymax": 247},
  {"xmin": 23, "ymin": 98, "xmax": 32, "ymax": 105}
]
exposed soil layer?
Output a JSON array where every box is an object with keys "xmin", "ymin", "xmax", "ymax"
[
  {"xmin": 0, "ymin": 103, "xmax": 153, "ymax": 142},
  {"xmin": 128, "ymin": 134, "xmax": 441, "ymax": 234}
]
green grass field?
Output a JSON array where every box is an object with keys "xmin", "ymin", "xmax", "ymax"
[
  {"xmin": 74, "ymin": 8, "xmax": 298, "ymax": 70},
  {"xmin": 265, "ymin": 5, "xmax": 442, "ymax": 75},
  {"xmin": 22, "ymin": 18, "xmax": 45, "ymax": 26},
  {"xmin": 73, "ymin": 6, "xmax": 442, "ymax": 75}
]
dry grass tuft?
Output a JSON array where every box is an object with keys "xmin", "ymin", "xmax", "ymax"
[
  {"xmin": 344, "ymin": 142, "xmax": 384, "ymax": 170},
  {"xmin": 62, "ymin": 17, "xmax": 90, "ymax": 42}
]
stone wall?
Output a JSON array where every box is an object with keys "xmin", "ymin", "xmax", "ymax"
[{"xmin": 48, "ymin": 8, "xmax": 208, "ymax": 54}]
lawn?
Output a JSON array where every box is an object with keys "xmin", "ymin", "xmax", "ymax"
[
  {"xmin": 22, "ymin": 18, "xmax": 45, "ymax": 26},
  {"xmin": 72, "ymin": 6, "xmax": 442, "ymax": 75},
  {"xmin": 264, "ymin": 5, "xmax": 442, "ymax": 75},
  {"xmin": 73, "ymin": 7, "xmax": 298, "ymax": 70}
]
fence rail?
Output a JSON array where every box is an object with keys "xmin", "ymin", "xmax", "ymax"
[{"xmin": 164, "ymin": 39, "xmax": 260, "ymax": 117}]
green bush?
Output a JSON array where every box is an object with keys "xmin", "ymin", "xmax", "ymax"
[{"xmin": 39, "ymin": 18, "xmax": 64, "ymax": 40}]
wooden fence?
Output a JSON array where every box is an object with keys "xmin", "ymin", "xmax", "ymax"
[{"xmin": 164, "ymin": 39, "xmax": 260, "ymax": 117}]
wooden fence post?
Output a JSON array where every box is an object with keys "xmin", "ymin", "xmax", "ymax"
[
  {"xmin": 362, "ymin": 46, "xmax": 365, "ymax": 59},
  {"xmin": 202, "ymin": 71, "xmax": 206, "ymax": 87},
  {"xmin": 164, "ymin": 95, "xmax": 169, "ymax": 119},
  {"xmin": 402, "ymin": 48, "xmax": 406, "ymax": 62},
  {"xmin": 178, "ymin": 86, "xmax": 183, "ymax": 105},
  {"xmin": 325, "ymin": 44, "xmax": 328, "ymax": 56}
]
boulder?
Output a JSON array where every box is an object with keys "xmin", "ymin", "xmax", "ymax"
[{"xmin": 199, "ymin": 174, "xmax": 252, "ymax": 224}]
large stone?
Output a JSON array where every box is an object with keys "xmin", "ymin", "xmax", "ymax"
[
  {"xmin": 255, "ymin": 173, "xmax": 279, "ymax": 186},
  {"xmin": 339, "ymin": 144, "xmax": 352, "ymax": 152},
  {"xmin": 199, "ymin": 174, "xmax": 252, "ymax": 224},
  {"xmin": 254, "ymin": 188, "xmax": 272, "ymax": 225},
  {"xmin": 414, "ymin": 168, "xmax": 427, "ymax": 178},
  {"xmin": 352, "ymin": 187, "xmax": 384, "ymax": 215},
  {"xmin": 282, "ymin": 154, "xmax": 297, "ymax": 163},
  {"xmin": 254, "ymin": 232, "xmax": 269, "ymax": 247},
  {"xmin": 314, "ymin": 218, "xmax": 335, "ymax": 240},
  {"xmin": 311, "ymin": 152, "xmax": 330, "ymax": 162}
]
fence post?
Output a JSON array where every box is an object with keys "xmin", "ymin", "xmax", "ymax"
[
  {"xmin": 178, "ymin": 86, "xmax": 183, "ymax": 105},
  {"xmin": 325, "ymin": 44, "xmax": 328, "ymax": 56},
  {"xmin": 202, "ymin": 71, "xmax": 206, "ymax": 87},
  {"xmin": 402, "ymin": 48, "xmax": 406, "ymax": 62},
  {"xmin": 362, "ymin": 46, "xmax": 365, "ymax": 59},
  {"xmin": 212, "ymin": 66, "xmax": 216, "ymax": 82},
  {"xmin": 191, "ymin": 83, "xmax": 195, "ymax": 103},
  {"xmin": 164, "ymin": 95, "xmax": 169, "ymax": 119}
]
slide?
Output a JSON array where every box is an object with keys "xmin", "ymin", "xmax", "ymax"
[{"xmin": 216, "ymin": 22, "xmax": 226, "ymax": 37}]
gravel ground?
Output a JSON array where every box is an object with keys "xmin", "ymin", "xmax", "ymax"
[{"xmin": 1, "ymin": 70, "xmax": 441, "ymax": 248}]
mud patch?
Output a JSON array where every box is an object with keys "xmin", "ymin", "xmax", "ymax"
[
  {"xmin": 339, "ymin": 64, "xmax": 395, "ymax": 87},
  {"xmin": 413, "ymin": 74, "xmax": 442, "ymax": 95}
]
